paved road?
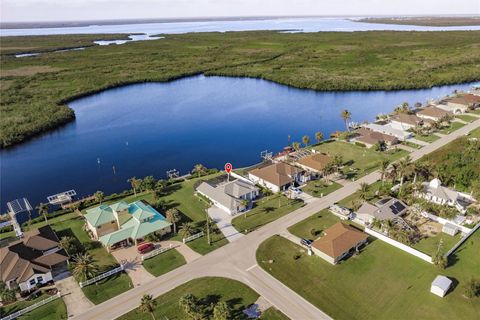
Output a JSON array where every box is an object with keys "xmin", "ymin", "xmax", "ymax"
[{"xmin": 72, "ymin": 119, "xmax": 480, "ymax": 320}]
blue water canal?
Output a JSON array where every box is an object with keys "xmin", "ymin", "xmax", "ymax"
[{"xmin": 1, "ymin": 75, "xmax": 478, "ymax": 220}]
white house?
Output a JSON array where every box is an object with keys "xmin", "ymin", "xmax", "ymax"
[
  {"xmin": 430, "ymin": 275, "xmax": 452, "ymax": 297},
  {"xmin": 439, "ymin": 94, "xmax": 480, "ymax": 113},
  {"xmin": 196, "ymin": 179, "xmax": 259, "ymax": 215},
  {"xmin": 418, "ymin": 178, "xmax": 476, "ymax": 214},
  {"xmin": 248, "ymin": 162, "xmax": 306, "ymax": 193},
  {"xmin": 362, "ymin": 123, "xmax": 412, "ymax": 141}
]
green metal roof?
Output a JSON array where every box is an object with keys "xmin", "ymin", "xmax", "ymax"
[
  {"xmin": 99, "ymin": 226, "xmax": 135, "ymax": 246},
  {"xmin": 109, "ymin": 201, "xmax": 130, "ymax": 212},
  {"xmin": 129, "ymin": 201, "xmax": 156, "ymax": 221},
  {"xmin": 84, "ymin": 205, "xmax": 116, "ymax": 227}
]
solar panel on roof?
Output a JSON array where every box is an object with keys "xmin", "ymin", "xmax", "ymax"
[{"xmin": 390, "ymin": 201, "xmax": 406, "ymax": 215}]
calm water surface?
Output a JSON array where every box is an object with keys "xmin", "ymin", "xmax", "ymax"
[{"xmin": 1, "ymin": 76, "xmax": 478, "ymax": 219}]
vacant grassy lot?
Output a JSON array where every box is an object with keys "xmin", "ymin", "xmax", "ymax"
[
  {"xmin": 311, "ymin": 141, "xmax": 408, "ymax": 178},
  {"xmin": 301, "ymin": 180, "xmax": 342, "ymax": 198},
  {"xmin": 414, "ymin": 134, "xmax": 440, "ymax": 143},
  {"xmin": 257, "ymin": 230, "xmax": 480, "ymax": 320},
  {"xmin": 2, "ymin": 292, "xmax": 67, "ymax": 320},
  {"xmin": 232, "ymin": 194, "xmax": 304, "ymax": 233},
  {"xmin": 52, "ymin": 217, "xmax": 133, "ymax": 304},
  {"xmin": 438, "ymin": 121, "xmax": 466, "ymax": 134},
  {"xmin": 143, "ymin": 249, "xmax": 186, "ymax": 277},
  {"xmin": 117, "ymin": 277, "xmax": 280, "ymax": 320},
  {"xmin": 2, "ymin": 31, "xmax": 480, "ymax": 147}
]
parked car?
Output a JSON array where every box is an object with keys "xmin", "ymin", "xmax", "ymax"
[
  {"xmin": 137, "ymin": 242, "xmax": 155, "ymax": 254},
  {"xmin": 289, "ymin": 187, "xmax": 302, "ymax": 195},
  {"xmin": 300, "ymin": 238, "xmax": 313, "ymax": 247}
]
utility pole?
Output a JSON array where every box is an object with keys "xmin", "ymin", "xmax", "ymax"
[{"xmin": 205, "ymin": 209, "xmax": 211, "ymax": 245}]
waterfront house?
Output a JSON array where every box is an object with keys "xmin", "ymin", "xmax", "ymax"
[
  {"xmin": 296, "ymin": 153, "xmax": 332, "ymax": 174},
  {"xmin": 362, "ymin": 123, "xmax": 412, "ymax": 141},
  {"xmin": 0, "ymin": 225, "xmax": 69, "ymax": 292},
  {"xmin": 248, "ymin": 162, "xmax": 306, "ymax": 193},
  {"xmin": 430, "ymin": 275, "xmax": 452, "ymax": 297},
  {"xmin": 418, "ymin": 178, "xmax": 475, "ymax": 214},
  {"xmin": 390, "ymin": 113, "xmax": 424, "ymax": 130},
  {"xmin": 353, "ymin": 127, "xmax": 399, "ymax": 148},
  {"xmin": 416, "ymin": 106, "xmax": 453, "ymax": 121},
  {"xmin": 311, "ymin": 222, "xmax": 368, "ymax": 265},
  {"xmin": 84, "ymin": 200, "xmax": 171, "ymax": 251},
  {"xmin": 439, "ymin": 94, "xmax": 480, "ymax": 113},
  {"xmin": 356, "ymin": 198, "xmax": 408, "ymax": 226},
  {"xmin": 196, "ymin": 179, "xmax": 259, "ymax": 215}
]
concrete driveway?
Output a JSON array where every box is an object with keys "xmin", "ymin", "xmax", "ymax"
[
  {"xmin": 111, "ymin": 245, "xmax": 155, "ymax": 287},
  {"xmin": 208, "ymin": 206, "xmax": 244, "ymax": 242},
  {"xmin": 56, "ymin": 275, "xmax": 94, "ymax": 318}
]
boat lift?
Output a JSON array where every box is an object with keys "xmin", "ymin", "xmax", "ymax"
[
  {"xmin": 6, "ymin": 198, "xmax": 33, "ymax": 238},
  {"xmin": 47, "ymin": 190, "xmax": 77, "ymax": 206}
]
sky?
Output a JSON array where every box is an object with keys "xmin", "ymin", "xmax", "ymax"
[{"xmin": 1, "ymin": 0, "xmax": 479, "ymax": 23}]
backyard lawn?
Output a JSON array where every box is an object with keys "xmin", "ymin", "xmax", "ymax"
[
  {"xmin": 438, "ymin": 121, "xmax": 466, "ymax": 134},
  {"xmin": 414, "ymin": 134, "xmax": 440, "ymax": 143},
  {"xmin": 117, "ymin": 277, "xmax": 279, "ymax": 320},
  {"xmin": 232, "ymin": 194, "xmax": 304, "ymax": 234},
  {"xmin": 142, "ymin": 249, "xmax": 186, "ymax": 277},
  {"xmin": 301, "ymin": 180, "xmax": 342, "ymax": 198},
  {"xmin": 1, "ymin": 292, "xmax": 67, "ymax": 320},
  {"xmin": 311, "ymin": 140, "xmax": 407, "ymax": 178},
  {"xmin": 288, "ymin": 209, "xmax": 361, "ymax": 239},
  {"xmin": 52, "ymin": 217, "xmax": 133, "ymax": 304},
  {"xmin": 257, "ymin": 230, "xmax": 480, "ymax": 320},
  {"xmin": 412, "ymin": 232, "xmax": 462, "ymax": 256}
]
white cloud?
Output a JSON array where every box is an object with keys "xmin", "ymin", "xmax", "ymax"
[{"xmin": 1, "ymin": 0, "xmax": 479, "ymax": 22}]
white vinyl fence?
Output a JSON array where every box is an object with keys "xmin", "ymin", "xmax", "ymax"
[
  {"xmin": 0, "ymin": 292, "xmax": 61, "ymax": 320},
  {"xmin": 79, "ymin": 264, "xmax": 125, "ymax": 288},
  {"xmin": 365, "ymin": 227, "xmax": 433, "ymax": 264},
  {"xmin": 421, "ymin": 212, "xmax": 472, "ymax": 234},
  {"xmin": 445, "ymin": 222, "xmax": 480, "ymax": 257},
  {"xmin": 141, "ymin": 244, "xmax": 174, "ymax": 261},
  {"xmin": 183, "ymin": 231, "xmax": 204, "ymax": 243}
]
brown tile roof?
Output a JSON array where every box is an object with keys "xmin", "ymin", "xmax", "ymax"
[
  {"xmin": 355, "ymin": 128, "xmax": 398, "ymax": 145},
  {"xmin": 249, "ymin": 162, "xmax": 302, "ymax": 187},
  {"xmin": 417, "ymin": 106, "xmax": 452, "ymax": 119},
  {"xmin": 0, "ymin": 225, "xmax": 68, "ymax": 284},
  {"xmin": 297, "ymin": 153, "xmax": 332, "ymax": 172},
  {"xmin": 445, "ymin": 94, "xmax": 480, "ymax": 106},
  {"xmin": 390, "ymin": 113, "xmax": 423, "ymax": 126},
  {"xmin": 311, "ymin": 222, "xmax": 368, "ymax": 259}
]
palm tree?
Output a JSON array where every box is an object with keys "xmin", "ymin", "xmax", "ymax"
[
  {"xmin": 358, "ymin": 182, "xmax": 370, "ymax": 200},
  {"xmin": 166, "ymin": 208, "xmax": 181, "ymax": 234},
  {"xmin": 241, "ymin": 199, "xmax": 250, "ymax": 219},
  {"xmin": 292, "ymin": 141, "xmax": 301, "ymax": 151},
  {"xmin": 72, "ymin": 252, "xmax": 98, "ymax": 282},
  {"xmin": 398, "ymin": 156, "xmax": 413, "ymax": 186},
  {"xmin": 94, "ymin": 190, "xmax": 104, "ymax": 204},
  {"xmin": 179, "ymin": 222, "xmax": 196, "ymax": 239},
  {"xmin": 412, "ymin": 162, "xmax": 431, "ymax": 183},
  {"xmin": 192, "ymin": 164, "xmax": 207, "ymax": 177},
  {"xmin": 323, "ymin": 162, "xmax": 334, "ymax": 183},
  {"xmin": 140, "ymin": 294, "xmax": 157, "ymax": 320},
  {"xmin": 380, "ymin": 160, "xmax": 390, "ymax": 185},
  {"xmin": 315, "ymin": 132, "xmax": 324, "ymax": 145},
  {"xmin": 302, "ymin": 135, "xmax": 310, "ymax": 147},
  {"xmin": 36, "ymin": 202, "xmax": 49, "ymax": 224},
  {"xmin": 341, "ymin": 109, "xmax": 352, "ymax": 132},
  {"xmin": 213, "ymin": 301, "xmax": 231, "ymax": 320},
  {"xmin": 155, "ymin": 179, "xmax": 168, "ymax": 195},
  {"xmin": 371, "ymin": 218, "xmax": 382, "ymax": 230},
  {"xmin": 127, "ymin": 177, "xmax": 141, "ymax": 196},
  {"xmin": 179, "ymin": 294, "xmax": 203, "ymax": 320}
]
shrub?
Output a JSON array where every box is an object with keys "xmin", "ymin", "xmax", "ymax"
[
  {"xmin": 463, "ymin": 278, "xmax": 480, "ymax": 299},
  {"xmin": 355, "ymin": 142, "xmax": 367, "ymax": 147},
  {"xmin": 293, "ymin": 254, "xmax": 301, "ymax": 260}
]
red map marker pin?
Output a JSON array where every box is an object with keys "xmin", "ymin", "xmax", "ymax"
[{"xmin": 224, "ymin": 163, "xmax": 232, "ymax": 174}]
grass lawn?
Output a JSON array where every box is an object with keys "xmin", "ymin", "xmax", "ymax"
[
  {"xmin": 301, "ymin": 180, "xmax": 342, "ymax": 198},
  {"xmin": 469, "ymin": 127, "xmax": 480, "ymax": 138},
  {"xmin": 438, "ymin": 122, "xmax": 466, "ymax": 134},
  {"xmin": 142, "ymin": 249, "xmax": 186, "ymax": 277},
  {"xmin": 401, "ymin": 141, "xmax": 422, "ymax": 149},
  {"xmin": 261, "ymin": 308, "xmax": 290, "ymax": 320},
  {"xmin": 311, "ymin": 140, "xmax": 407, "ymax": 179},
  {"xmin": 455, "ymin": 114, "xmax": 478, "ymax": 123},
  {"xmin": 288, "ymin": 209, "xmax": 361, "ymax": 240},
  {"xmin": 232, "ymin": 194, "xmax": 304, "ymax": 234},
  {"xmin": 473, "ymin": 109, "xmax": 480, "ymax": 115},
  {"xmin": 117, "ymin": 277, "xmax": 261, "ymax": 320},
  {"xmin": 414, "ymin": 134, "xmax": 440, "ymax": 143},
  {"xmin": 2, "ymin": 292, "xmax": 67, "ymax": 320},
  {"xmin": 256, "ymin": 230, "xmax": 480, "ymax": 320},
  {"xmin": 412, "ymin": 233, "xmax": 462, "ymax": 256},
  {"xmin": 52, "ymin": 217, "xmax": 133, "ymax": 304},
  {"xmin": 81, "ymin": 272, "xmax": 133, "ymax": 305}
]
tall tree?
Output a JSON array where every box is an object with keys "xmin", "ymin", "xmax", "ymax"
[
  {"xmin": 398, "ymin": 156, "xmax": 413, "ymax": 187},
  {"xmin": 166, "ymin": 208, "xmax": 181, "ymax": 234},
  {"xmin": 292, "ymin": 141, "xmax": 300, "ymax": 151},
  {"xmin": 358, "ymin": 183, "xmax": 370, "ymax": 200},
  {"xmin": 213, "ymin": 301, "xmax": 231, "ymax": 320},
  {"xmin": 302, "ymin": 135, "xmax": 310, "ymax": 147},
  {"xmin": 192, "ymin": 164, "xmax": 207, "ymax": 177},
  {"xmin": 72, "ymin": 252, "xmax": 98, "ymax": 282},
  {"xmin": 241, "ymin": 199, "xmax": 250, "ymax": 219},
  {"xmin": 179, "ymin": 294, "xmax": 204, "ymax": 320},
  {"xmin": 380, "ymin": 160, "xmax": 390, "ymax": 185},
  {"xmin": 179, "ymin": 222, "xmax": 196, "ymax": 239},
  {"xmin": 341, "ymin": 109, "xmax": 352, "ymax": 132},
  {"xmin": 36, "ymin": 202, "xmax": 49, "ymax": 224},
  {"xmin": 94, "ymin": 191, "xmax": 104, "ymax": 204},
  {"xmin": 315, "ymin": 131, "xmax": 324, "ymax": 144},
  {"xmin": 142, "ymin": 176, "xmax": 157, "ymax": 191},
  {"xmin": 140, "ymin": 294, "xmax": 157, "ymax": 320},
  {"xmin": 127, "ymin": 177, "xmax": 141, "ymax": 196}
]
